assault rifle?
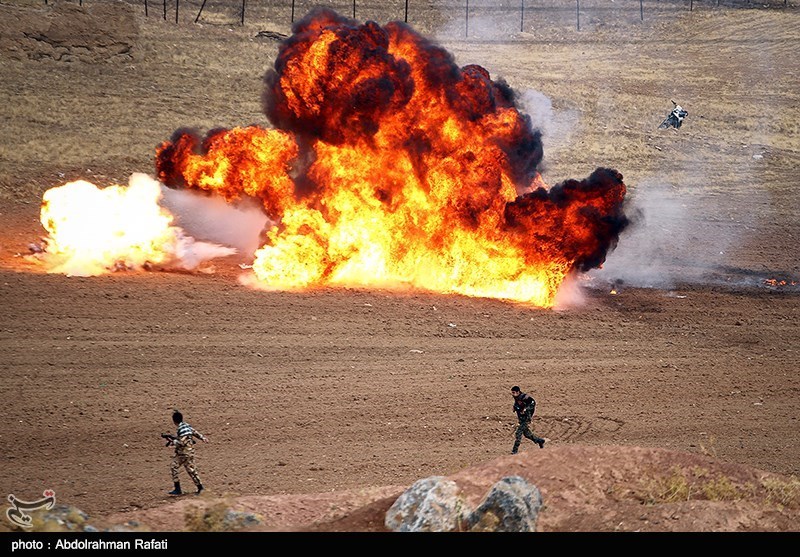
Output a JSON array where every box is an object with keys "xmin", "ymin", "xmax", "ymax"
[
  {"xmin": 161, "ymin": 433, "xmax": 177, "ymax": 447},
  {"xmin": 161, "ymin": 433, "xmax": 197, "ymax": 447}
]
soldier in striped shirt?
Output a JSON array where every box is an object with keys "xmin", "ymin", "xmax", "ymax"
[{"xmin": 167, "ymin": 409, "xmax": 208, "ymax": 496}]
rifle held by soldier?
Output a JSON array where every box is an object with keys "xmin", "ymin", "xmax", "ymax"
[{"xmin": 161, "ymin": 433, "xmax": 177, "ymax": 447}]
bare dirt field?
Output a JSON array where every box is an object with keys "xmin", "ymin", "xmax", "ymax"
[{"xmin": 0, "ymin": 0, "xmax": 798, "ymax": 534}]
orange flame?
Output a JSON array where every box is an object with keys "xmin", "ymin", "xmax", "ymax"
[
  {"xmin": 764, "ymin": 278, "xmax": 798, "ymax": 288},
  {"xmin": 148, "ymin": 9, "xmax": 630, "ymax": 308}
]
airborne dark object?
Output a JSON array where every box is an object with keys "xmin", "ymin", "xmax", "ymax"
[{"xmin": 659, "ymin": 100, "xmax": 688, "ymax": 129}]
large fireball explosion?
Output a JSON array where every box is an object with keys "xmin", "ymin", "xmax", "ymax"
[{"xmin": 38, "ymin": 8, "xmax": 629, "ymax": 308}]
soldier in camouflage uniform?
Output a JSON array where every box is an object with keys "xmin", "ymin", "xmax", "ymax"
[
  {"xmin": 510, "ymin": 386, "xmax": 545, "ymax": 454},
  {"xmin": 167, "ymin": 410, "xmax": 208, "ymax": 495}
]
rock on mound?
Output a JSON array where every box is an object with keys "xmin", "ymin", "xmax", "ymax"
[
  {"xmin": 0, "ymin": 1, "xmax": 137, "ymax": 63},
  {"xmin": 83, "ymin": 445, "xmax": 800, "ymax": 532}
]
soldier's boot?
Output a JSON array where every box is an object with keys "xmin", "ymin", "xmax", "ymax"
[
  {"xmin": 536, "ymin": 439, "xmax": 545, "ymax": 449},
  {"xmin": 196, "ymin": 483, "xmax": 204, "ymax": 495},
  {"xmin": 168, "ymin": 482, "xmax": 182, "ymax": 495}
]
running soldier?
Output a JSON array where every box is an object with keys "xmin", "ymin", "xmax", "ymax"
[
  {"xmin": 165, "ymin": 410, "xmax": 208, "ymax": 495},
  {"xmin": 510, "ymin": 385, "xmax": 545, "ymax": 454}
]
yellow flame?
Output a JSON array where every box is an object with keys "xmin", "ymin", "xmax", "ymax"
[
  {"xmin": 249, "ymin": 146, "xmax": 566, "ymax": 307},
  {"xmin": 39, "ymin": 174, "xmax": 182, "ymax": 276}
]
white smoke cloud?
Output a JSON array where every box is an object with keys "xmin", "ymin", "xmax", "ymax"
[
  {"xmin": 519, "ymin": 89, "xmax": 579, "ymax": 153},
  {"xmin": 553, "ymin": 273, "xmax": 586, "ymax": 310},
  {"xmin": 435, "ymin": 8, "xmax": 527, "ymax": 42},
  {"xmin": 168, "ymin": 230, "xmax": 237, "ymax": 272},
  {"xmin": 159, "ymin": 183, "xmax": 269, "ymax": 261},
  {"xmin": 585, "ymin": 177, "xmax": 751, "ymax": 291}
]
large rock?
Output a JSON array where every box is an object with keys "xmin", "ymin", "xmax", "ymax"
[
  {"xmin": 464, "ymin": 476, "xmax": 543, "ymax": 532},
  {"xmin": 385, "ymin": 475, "xmax": 543, "ymax": 532},
  {"xmin": 384, "ymin": 476, "xmax": 466, "ymax": 532}
]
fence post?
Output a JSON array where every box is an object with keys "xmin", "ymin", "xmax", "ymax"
[
  {"xmin": 291, "ymin": 0, "xmax": 295, "ymax": 23},
  {"xmin": 405, "ymin": 0, "xmax": 409, "ymax": 23},
  {"xmin": 465, "ymin": 0, "xmax": 469, "ymax": 38},
  {"xmin": 520, "ymin": 0, "xmax": 524, "ymax": 32},
  {"xmin": 144, "ymin": 0, "xmax": 147, "ymax": 17},
  {"xmin": 176, "ymin": 0, "xmax": 179, "ymax": 24},
  {"xmin": 640, "ymin": 0, "xmax": 644, "ymax": 21},
  {"xmin": 353, "ymin": 0, "xmax": 356, "ymax": 19},
  {"xmin": 576, "ymin": 0, "xmax": 580, "ymax": 31},
  {"xmin": 195, "ymin": 0, "xmax": 207, "ymax": 23},
  {"xmin": 163, "ymin": 0, "xmax": 166, "ymax": 21},
  {"xmin": 241, "ymin": 0, "xmax": 246, "ymax": 25}
]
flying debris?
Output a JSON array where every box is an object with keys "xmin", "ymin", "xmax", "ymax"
[{"xmin": 658, "ymin": 100, "xmax": 688, "ymax": 129}]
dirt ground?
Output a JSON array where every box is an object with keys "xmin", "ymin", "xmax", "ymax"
[{"xmin": 0, "ymin": 0, "xmax": 798, "ymax": 533}]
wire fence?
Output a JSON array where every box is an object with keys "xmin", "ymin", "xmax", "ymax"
[{"xmin": 27, "ymin": 0, "xmax": 797, "ymax": 35}]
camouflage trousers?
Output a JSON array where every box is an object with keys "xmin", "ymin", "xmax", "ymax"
[
  {"xmin": 512, "ymin": 420, "xmax": 544, "ymax": 454},
  {"xmin": 171, "ymin": 452, "xmax": 202, "ymax": 487}
]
